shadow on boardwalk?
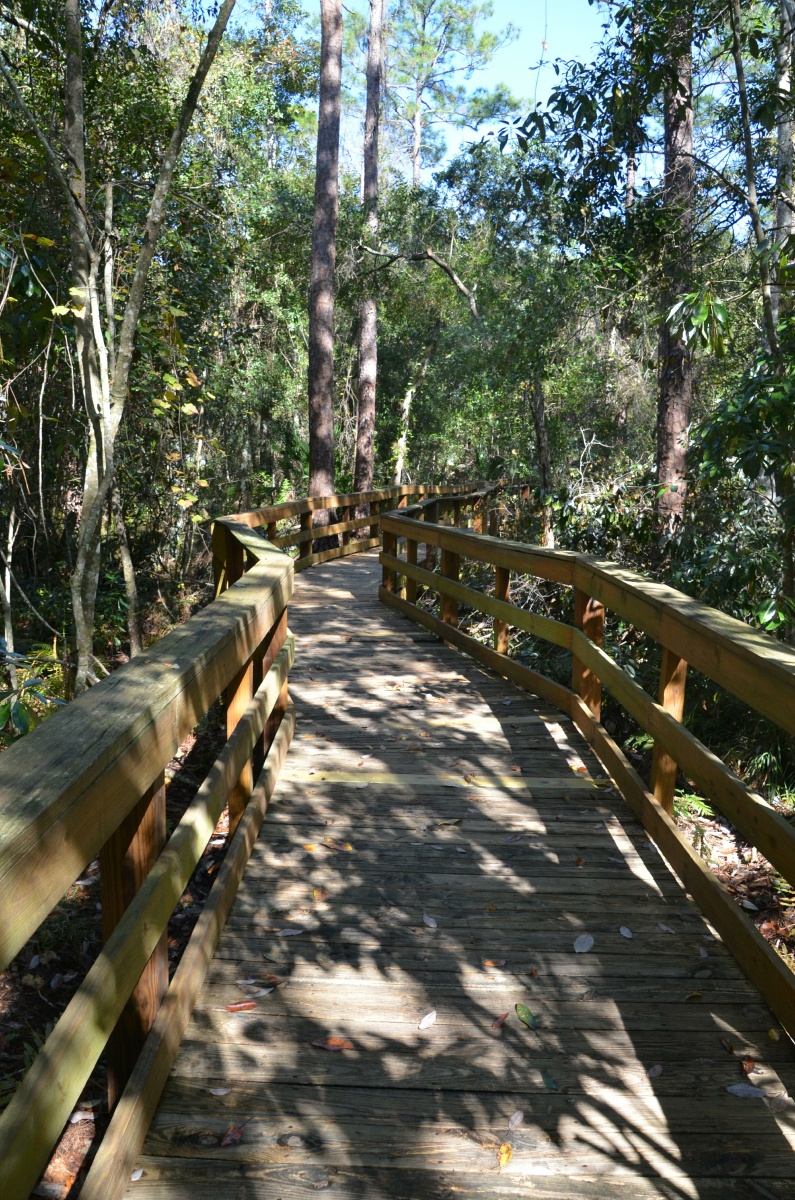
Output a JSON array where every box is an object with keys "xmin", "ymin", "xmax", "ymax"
[{"xmin": 129, "ymin": 552, "xmax": 795, "ymax": 1200}]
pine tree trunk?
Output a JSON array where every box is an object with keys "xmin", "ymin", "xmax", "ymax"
[
  {"xmin": 308, "ymin": 0, "xmax": 343, "ymax": 547},
  {"xmin": 354, "ymin": 0, "xmax": 385, "ymax": 512},
  {"xmin": 655, "ymin": 14, "xmax": 694, "ymax": 530},
  {"xmin": 772, "ymin": 0, "xmax": 793, "ymax": 329},
  {"xmin": 393, "ymin": 328, "xmax": 439, "ymax": 484}
]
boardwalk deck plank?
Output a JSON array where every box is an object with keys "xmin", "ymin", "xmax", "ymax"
[{"xmin": 126, "ymin": 552, "xmax": 795, "ymax": 1198}]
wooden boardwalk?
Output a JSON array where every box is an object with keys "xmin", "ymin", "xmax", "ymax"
[{"xmin": 127, "ymin": 553, "xmax": 795, "ymax": 1199}]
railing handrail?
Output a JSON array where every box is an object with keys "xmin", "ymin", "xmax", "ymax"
[
  {"xmin": 378, "ymin": 502, "xmax": 795, "ymax": 1035},
  {"xmin": 0, "ymin": 479, "xmax": 498, "ymax": 1200},
  {"xmin": 381, "ymin": 513, "xmax": 795, "ymax": 734}
]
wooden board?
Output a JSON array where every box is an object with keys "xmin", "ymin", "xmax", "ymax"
[{"xmin": 125, "ymin": 552, "xmax": 795, "ymax": 1200}]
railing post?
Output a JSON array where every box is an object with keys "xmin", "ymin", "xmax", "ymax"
[
  {"xmin": 489, "ymin": 505, "xmax": 499, "ymax": 537},
  {"xmin": 406, "ymin": 537, "xmax": 418, "ymax": 603},
  {"xmin": 370, "ymin": 499, "xmax": 380, "ymax": 541},
  {"xmin": 453, "ymin": 499, "xmax": 462, "ymax": 527},
  {"xmin": 339, "ymin": 504, "xmax": 351, "ymax": 547},
  {"xmin": 100, "ymin": 771, "xmax": 167, "ymax": 1110},
  {"xmin": 267, "ymin": 520, "xmax": 277, "ymax": 542},
  {"xmin": 650, "ymin": 647, "xmax": 688, "ymax": 814},
  {"xmin": 572, "ymin": 588, "xmax": 605, "ymax": 719},
  {"xmin": 299, "ymin": 509, "xmax": 312, "ymax": 558},
  {"xmin": 474, "ymin": 497, "xmax": 486, "ymax": 534},
  {"xmin": 494, "ymin": 566, "xmax": 511, "ymax": 653},
  {"xmin": 425, "ymin": 500, "xmax": 439, "ymax": 569},
  {"xmin": 440, "ymin": 547, "xmax": 460, "ymax": 629},
  {"xmin": 382, "ymin": 528, "xmax": 397, "ymax": 591}
]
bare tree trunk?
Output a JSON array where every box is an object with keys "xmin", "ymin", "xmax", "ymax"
[
  {"xmin": 393, "ymin": 327, "xmax": 439, "ymax": 484},
  {"xmin": 353, "ymin": 0, "xmax": 385, "ymax": 510},
  {"xmin": 531, "ymin": 376, "xmax": 555, "ymax": 548},
  {"xmin": 1, "ymin": 509, "xmax": 18, "ymax": 690},
  {"xmin": 655, "ymin": 11, "xmax": 694, "ymax": 530},
  {"xmin": 308, "ymin": 0, "xmax": 343, "ymax": 547},
  {"xmin": 411, "ymin": 87, "xmax": 422, "ymax": 187},
  {"xmin": 773, "ymin": 0, "xmax": 793, "ymax": 329},
  {"xmin": 110, "ymin": 482, "xmax": 143, "ymax": 657},
  {"xmin": 625, "ymin": 12, "xmax": 640, "ymax": 216}
]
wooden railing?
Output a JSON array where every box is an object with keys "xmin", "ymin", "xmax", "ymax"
[
  {"xmin": 380, "ymin": 488, "xmax": 795, "ymax": 1032},
  {"xmin": 0, "ymin": 480, "xmax": 496, "ymax": 1200}
]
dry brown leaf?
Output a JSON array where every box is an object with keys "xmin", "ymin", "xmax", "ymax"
[
  {"xmin": 575, "ymin": 856, "xmax": 585, "ymax": 867},
  {"xmin": 720, "ymin": 1037, "xmax": 735, "ymax": 1055},
  {"xmin": 497, "ymin": 1142, "xmax": 513, "ymax": 1170},
  {"xmin": 220, "ymin": 1124, "xmax": 245, "ymax": 1147},
  {"xmin": 303, "ymin": 843, "xmax": 318, "ymax": 852},
  {"xmin": 464, "ymin": 773, "xmax": 476, "ymax": 783},
  {"xmin": 483, "ymin": 959, "xmax": 507, "ymax": 968},
  {"xmin": 226, "ymin": 1000, "xmax": 256, "ymax": 1013},
  {"xmin": 492, "ymin": 1012, "xmax": 509, "ymax": 1030},
  {"xmin": 529, "ymin": 967, "xmax": 539, "ymax": 978},
  {"xmin": 419, "ymin": 731, "xmax": 430, "ymax": 738},
  {"xmin": 313, "ymin": 886, "xmax": 330, "ymax": 902},
  {"xmin": 311, "ymin": 1036, "xmax": 354, "ymax": 1051},
  {"xmin": 739, "ymin": 1056, "xmax": 756, "ymax": 1075},
  {"xmin": 510, "ymin": 765, "xmax": 522, "ymax": 774}
]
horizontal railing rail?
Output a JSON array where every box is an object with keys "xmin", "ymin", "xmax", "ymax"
[
  {"xmin": 0, "ymin": 479, "xmax": 500, "ymax": 1200},
  {"xmin": 379, "ymin": 496, "xmax": 795, "ymax": 1033}
]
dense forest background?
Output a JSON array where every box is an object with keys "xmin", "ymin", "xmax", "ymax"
[{"xmin": 1, "ymin": 0, "xmax": 794, "ymax": 807}]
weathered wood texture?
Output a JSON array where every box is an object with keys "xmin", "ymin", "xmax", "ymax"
[{"xmin": 124, "ymin": 553, "xmax": 795, "ymax": 1200}]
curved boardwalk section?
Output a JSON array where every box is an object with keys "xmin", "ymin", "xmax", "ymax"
[{"xmin": 127, "ymin": 553, "xmax": 795, "ymax": 1199}]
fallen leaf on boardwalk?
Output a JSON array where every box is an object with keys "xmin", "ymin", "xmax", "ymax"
[
  {"xmin": 355, "ymin": 783, "xmax": 369, "ymax": 790},
  {"xmin": 769, "ymin": 1029, "xmax": 781, "ymax": 1042},
  {"xmin": 510, "ymin": 765, "xmax": 522, "ymax": 774},
  {"xmin": 699, "ymin": 946, "xmax": 709, "ymax": 958},
  {"xmin": 619, "ymin": 926, "xmax": 633, "ymax": 939},
  {"xmin": 419, "ymin": 1010, "xmax": 437, "ymax": 1030},
  {"xmin": 542, "ymin": 1070, "xmax": 558, "ymax": 1091},
  {"xmin": 720, "ymin": 1038, "xmax": 736, "ymax": 1055},
  {"xmin": 502, "ymin": 699, "xmax": 512, "ymax": 706},
  {"xmin": 497, "ymin": 1142, "xmax": 513, "ymax": 1169},
  {"xmin": 685, "ymin": 991, "xmax": 702, "ymax": 1001},
  {"xmin": 530, "ymin": 967, "xmax": 539, "ymax": 978},
  {"xmin": 226, "ymin": 1000, "xmax": 257, "ymax": 1012},
  {"xmin": 277, "ymin": 928, "xmax": 304, "ymax": 937},
  {"xmin": 739, "ymin": 1056, "xmax": 757, "ymax": 1075},
  {"xmin": 262, "ymin": 974, "xmax": 287, "ymax": 985},
  {"xmin": 575, "ymin": 857, "xmax": 585, "ymax": 867},
  {"xmin": 221, "ymin": 1124, "xmax": 246, "ymax": 1146},
  {"xmin": 575, "ymin": 766, "xmax": 588, "ymax": 774},
  {"xmin": 313, "ymin": 886, "xmax": 330, "ymax": 901},
  {"xmin": 236, "ymin": 984, "xmax": 273, "ymax": 998},
  {"xmin": 492, "ymin": 1012, "xmax": 510, "ymax": 1030},
  {"xmin": 515, "ymin": 1003, "xmax": 537, "ymax": 1030},
  {"xmin": 130, "ymin": 1168, "xmax": 144, "ymax": 1181},
  {"xmin": 464, "ymin": 773, "xmax": 476, "ymax": 783},
  {"xmin": 419, "ymin": 731, "xmax": 430, "ymax": 738},
  {"xmin": 483, "ymin": 959, "xmax": 506, "ymax": 968},
  {"xmin": 508, "ymin": 1110, "xmax": 524, "ymax": 1130},
  {"xmin": 437, "ymin": 818, "xmax": 462, "ymax": 827},
  {"xmin": 423, "ymin": 913, "xmax": 438, "ymax": 929},
  {"xmin": 209, "ymin": 1088, "xmax": 231, "ymax": 1096},
  {"xmin": 658, "ymin": 923, "xmax": 675, "ymax": 934},
  {"xmin": 311, "ymin": 1037, "xmax": 354, "ymax": 1051},
  {"xmin": 308, "ymin": 768, "xmax": 316, "ymax": 776},
  {"xmin": 647, "ymin": 1064, "xmax": 663, "ymax": 1078},
  {"xmin": 505, "ymin": 834, "xmax": 522, "ymax": 843},
  {"xmin": 574, "ymin": 934, "xmax": 594, "ymax": 954},
  {"xmin": 303, "ymin": 844, "xmax": 318, "ymax": 852},
  {"xmin": 726, "ymin": 1083, "xmax": 766, "ymax": 1099}
]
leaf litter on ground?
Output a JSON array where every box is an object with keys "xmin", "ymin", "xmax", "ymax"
[
  {"xmin": 515, "ymin": 1003, "xmax": 537, "ymax": 1030},
  {"xmin": 419, "ymin": 1009, "xmax": 437, "ymax": 1030},
  {"xmin": 574, "ymin": 934, "xmax": 594, "ymax": 953}
]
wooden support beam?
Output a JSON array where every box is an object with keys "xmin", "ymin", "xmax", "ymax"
[
  {"xmin": 99, "ymin": 773, "xmax": 167, "ymax": 1110},
  {"xmin": 369, "ymin": 499, "xmax": 380, "ymax": 541},
  {"xmin": 488, "ymin": 506, "xmax": 499, "ymax": 537},
  {"xmin": 382, "ymin": 530, "xmax": 397, "ymax": 591},
  {"xmin": 650, "ymin": 646, "xmax": 688, "ymax": 815},
  {"xmin": 440, "ymin": 547, "xmax": 460, "ymax": 630},
  {"xmin": 226, "ymin": 650, "xmax": 254, "ymax": 837},
  {"xmin": 406, "ymin": 538, "xmax": 418, "ymax": 604},
  {"xmin": 339, "ymin": 505, "xmax": 351, "ymax": 547},
  {"xmin": 494, "ymin": 566, "xmax": 511, "ymax": 654},
  {"xmin": 424, "ymin": 500, "xmax": 439, "ymax": 570},
  {"xmin": 267, "ymin": 520, "xmax": 277, "ymax": 542},
  {"xmin": 474, "ymin": 499, "xmax": 486, "ymax": 534},
  {"xmin": 572, "ymin": 588, "xmax": 605, "ymax": 719}
]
